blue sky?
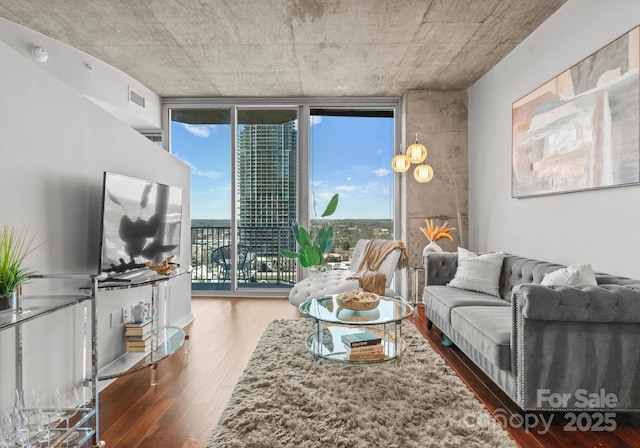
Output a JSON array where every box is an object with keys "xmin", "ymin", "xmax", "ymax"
[{"xmin": 171, "ymin": 115, "xmax": 394, "ymax": 220}]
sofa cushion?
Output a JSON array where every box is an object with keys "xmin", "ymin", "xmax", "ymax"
[
  {"xmin": 451, "ymin": 306, "xmax": 513, "ymax": 371},
  {"xmin": 540, "ymin": 264, "xmax": 598, "ymax": 286},
  {"xmin": 447, "ymin": 248, "xmax": 505, "ymax": 297},
  {"xmin": 424, "ymin": 285, "xmax": 510, "ymax": 324}
]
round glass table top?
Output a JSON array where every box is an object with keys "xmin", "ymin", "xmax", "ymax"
[{"xmin": 299, "ymin": 294, "xmax": 414, "ymax": 325}]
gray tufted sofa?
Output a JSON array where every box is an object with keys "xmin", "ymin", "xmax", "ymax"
[{"xmin": 423, "ymin": 252, "xmax": 640, "ymax": 411}]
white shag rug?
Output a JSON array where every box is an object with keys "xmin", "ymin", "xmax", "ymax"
[{"xmin": 206, "ymin": 318, "xmax": 516, "ymax": 448}]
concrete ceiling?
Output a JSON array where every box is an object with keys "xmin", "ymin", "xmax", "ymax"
[{"xmin": 0, "ymin": 0, "xmax": 566, "ymax": 98}]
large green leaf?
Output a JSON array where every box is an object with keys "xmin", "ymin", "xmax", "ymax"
[
  {"xmin": 320, "ymin": 194, "xmax": 339, "ymax": 217},
  {"xmin": 290, "ymin": 222, "xmax": 301, "ymax": 244},
  {"xmin": 316, "ymin": 227, "xmax": 334, "ymax": 253},
  {"xmin": 301, "ymin": 245, "xmax": 321, "ymax": 267},
  {"xmin": 280, "ymin": 250, "xmax": 301, "ymax": 260},
  {"xmin": 297, "ymin": 226, "xmax": 313, "ymax": 248}
]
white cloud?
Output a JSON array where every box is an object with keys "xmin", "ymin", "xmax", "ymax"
[
  {"xmin": 310, "ymin": 116, "xmax": 323, "ymax": 126},
  {"xmin": 372, "ymin": 168, "xmax": 390, "ymax": 177},
  {"xmin": 311, "ymin": 180, "xmax": 327, "ymax": 188},
  {"xmin": 195, "ymin": 169, "xmax": 224, "ymax": 180},
  {"xmin": 180, "ymin": 123, "xmax": 217, "ymax": 138},
  {"xmin": 177, "ymin": 158, "xmax": 224, "ymax": 180},
  {"xmin": 335, "ymin": 185, "xmax": 358, "ymax": 192}
]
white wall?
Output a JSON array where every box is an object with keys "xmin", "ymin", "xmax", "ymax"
[
  {"xmin": 0, "ymin": 17, "xmax": 161, "ymax": 130},
  {"xmin": 0, "ymin": 35, "xmax": 191, "ymax": 392},
  {"xmin": 469, "ymin": 0, "xmax": 640, "ymax": 278}
]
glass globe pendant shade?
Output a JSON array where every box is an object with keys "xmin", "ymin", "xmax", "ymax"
[
  {"xmin": 391, "ymin": 154, "xmax": 411, "ymax": 172},
  {"xmin": 413, "ymin": 164, "xmax": 434, "ymax": 183},
  {"xmin": 407, "ymin": 142, "xmax": 427, "ymax": 163}
]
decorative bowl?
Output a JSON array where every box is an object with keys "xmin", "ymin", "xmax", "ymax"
[{"xmin": 336, "ymin": 290, "xmax": 380, "ymax": 311}]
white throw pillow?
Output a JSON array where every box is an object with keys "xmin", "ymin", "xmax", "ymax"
[
  {"xmin": 447, "ymin": 248, "xmax": 505, "ymax": 297},
  {"xmin": 540, "ymin": 264, "xmax": 598, "ymax": 286}
]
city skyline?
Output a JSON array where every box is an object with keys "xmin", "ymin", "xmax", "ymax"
[{"xmin": 170, "ymin": 113, "xmax": 394, "ymax": 221}]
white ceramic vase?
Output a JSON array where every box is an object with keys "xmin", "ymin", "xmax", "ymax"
[{"xmin": 423, "ymin": 241, "xmax": 443, "ymax": 256}]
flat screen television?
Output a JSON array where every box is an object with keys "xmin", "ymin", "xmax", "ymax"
[{"xmin": 98, "ymin": 172, "xmax": 183, "ymax": 276}]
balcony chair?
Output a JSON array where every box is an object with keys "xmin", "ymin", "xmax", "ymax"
[
  {"xmin": 288, "ymin": 238, "xmax": 406, "ymax": 306},
  {"xmin": 211, "ymin": 244, "xmax": 257, "ymax": 283}
]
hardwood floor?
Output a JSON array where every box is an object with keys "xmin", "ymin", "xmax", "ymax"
[
  {"xmin": 99, "ymin": 297, "xmax": 298, "ymax": 447},
  {"xmin": 99, "ymin": 297, "xmax": 640, "ymax": 448}
]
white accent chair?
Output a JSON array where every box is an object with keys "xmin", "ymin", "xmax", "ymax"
[{"xmin": 288, "ymin": 239, "xmax": 403, "ymax": 307}]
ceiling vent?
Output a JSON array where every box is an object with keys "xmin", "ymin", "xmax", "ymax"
[{"xmin": 128, "ymin": 87, "xmax": 146, "ymax": 109}]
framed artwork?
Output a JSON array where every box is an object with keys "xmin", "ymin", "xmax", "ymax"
[{"xmin": 512, "ymin": 26, "xmax": 639, "ymax": 198}]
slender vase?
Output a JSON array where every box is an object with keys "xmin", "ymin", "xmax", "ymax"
[
  {"xmin": 423, "ymin": 241, "xmax": 443, "ymax": 256},
  {"xmin": 0, "ymin": 291, "xmax": 17, "ymax": 312}
]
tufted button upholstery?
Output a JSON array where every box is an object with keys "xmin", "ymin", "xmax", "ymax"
[
  {"xmin": 499, "ymin": 256, "xmax": 563, "ymax": 302},
  {"xmin": 288, "ymin": 239, "xmax": 403, "ymax": 306},
  {"xmin": 423, "ymin": 252, "xmax": 638, "ymax": 303},
  {"xmin": 513, "ymin": 284, "xmax": 640, "ymax": 323},
  {"xmin": 288, "ymin": 271, "xmax": 361, "ymax": 306}
]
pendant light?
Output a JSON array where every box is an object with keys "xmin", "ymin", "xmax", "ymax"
[
  {"xmin": 391, "ymin": 153, "xmax": 411, "ymax": 172},
  {"xmin": 406, "ymin": 133, "xmax": 427, "ymax": 163},
  {"xmin": 413, "ymin": 163, "xmax": 434, "ymax": 183}
]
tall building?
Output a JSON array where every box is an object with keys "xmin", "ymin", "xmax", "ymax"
[{"xmin": 237, "ymin": 121, "xmax": 297, "ymax": 257}]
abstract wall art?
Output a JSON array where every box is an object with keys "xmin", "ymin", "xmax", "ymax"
[{"xmin": 512, "ymin": 26, "xmax": 639, "ymax": 198}]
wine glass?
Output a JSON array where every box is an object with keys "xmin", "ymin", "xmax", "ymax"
[
  {"xmin": 59, "ymin": 387, "xmax": 81, "ymax": 443},
  {"xmin": 19, "ymin": 389, "xmax": 47, "ymax": 447},
  {"xmin": 0, "ymin": 398, "xmax": 15, "ymax": 448},
  {"xmin": 12, "ymin": 389, "xmax": 28, "ymax": 447},
  {"xmin": 38, "ymin": 388, "xmax": 63, "ymax": 444}
]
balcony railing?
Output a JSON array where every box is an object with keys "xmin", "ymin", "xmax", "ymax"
[{"xmin": 191, "ymin": 226, "xmax": 298, "ymax": 289}]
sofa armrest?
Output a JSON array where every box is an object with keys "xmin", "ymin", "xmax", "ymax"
[
  {"xmin": 512, "ymin": 284, "xmax": 640, "ymax": 410},
  {"xmin": 423, "ymin": 252, "xmax": 458, "ymax": 286},
  {"xmin": 512, "ymin": 283, "xmax": 640, "ymax": 323}
]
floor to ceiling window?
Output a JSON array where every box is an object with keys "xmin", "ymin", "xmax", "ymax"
[
  {"xmin": 309, "ymin": 109, "xmax": 395, "ymax": 267},
  {"xmin": 169, "ymin": 108, "xmax": 232, "ymax": 290},
  {"xmin": 236, "ymin": 109, "xmax": 299, "ymax": 289},
  {"xmin": 165, "ymin": 100, "xmax": 398, "ymax": 295}
]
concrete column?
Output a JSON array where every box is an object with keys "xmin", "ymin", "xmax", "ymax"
[{"xmin": 402, "ymin": 90, "xmax": 468, "ymax": 298}]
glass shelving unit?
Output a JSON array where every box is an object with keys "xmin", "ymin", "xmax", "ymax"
[
  {"xmin": 96, "ymin": 267, "xmax": 188, "ymax": 385},
  {"xmin": 0, "ymin": 275, "xmax": 104, "ymax": 447}
]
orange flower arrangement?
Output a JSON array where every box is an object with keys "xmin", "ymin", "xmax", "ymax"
[{"xmin": 420, "ymin": 219, "xmax": 456, "ymax": 242}]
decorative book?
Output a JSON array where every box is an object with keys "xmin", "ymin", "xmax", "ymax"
[
  {"xmin": 125, "ymin": 319, "xmax": 151, "ymax": 329},
  {"xmin": 124, "ymin": 331, "xmax": 151, "ymax": 340},
  {"xmin": 341, "ymin": 331, "xmax": 382, "ymax": 348},
  {"xmin": 125, "ymin": 339, "xmax": 151, "ymax": 352},
  {"xmin": 345, "ymin": 343, "xmax": 383, "ymax": 354},
  {"xmin": 348, "ymin": 350, "xmax": 385, "ymax": 361}
]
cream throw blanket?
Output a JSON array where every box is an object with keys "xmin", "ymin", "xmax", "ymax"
[{"xmin": 348, "ymin": 239, "xmax": 409, "ymax": 295}]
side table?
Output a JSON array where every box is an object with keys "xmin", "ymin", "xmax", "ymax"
[{"xmin": 409, "ymin": 266, "xmax": 424, "ymax": 306}]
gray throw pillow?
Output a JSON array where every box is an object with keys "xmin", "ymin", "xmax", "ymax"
[{"xmin": 447, "ymin": 248, "xmax": 505, "ymax": 297}]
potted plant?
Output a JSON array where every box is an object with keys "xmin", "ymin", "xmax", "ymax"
[
  {"xmin": 0, "ymin": 226, "xmax": 38, "ymax": 312},
  {"xmin": 420, "ymin": 219, "xmax": 456, "ymax": 254},
  {"xmin": 281, "ymin": 194, "xmax": 339, "ymax": 268}
]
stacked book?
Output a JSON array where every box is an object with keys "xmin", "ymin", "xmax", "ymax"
[
  {"xmin": 125, "ymin": 319, "xmax": 152, "ymax": 352},
  {"xmin": 341, "ymin": 331, "xmax": 385, "ymax": 361}
]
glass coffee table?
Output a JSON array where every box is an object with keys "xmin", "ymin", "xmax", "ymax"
[{"xmin": 299, "ymin": 294, "xmax": 414, "ymax": 363}]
